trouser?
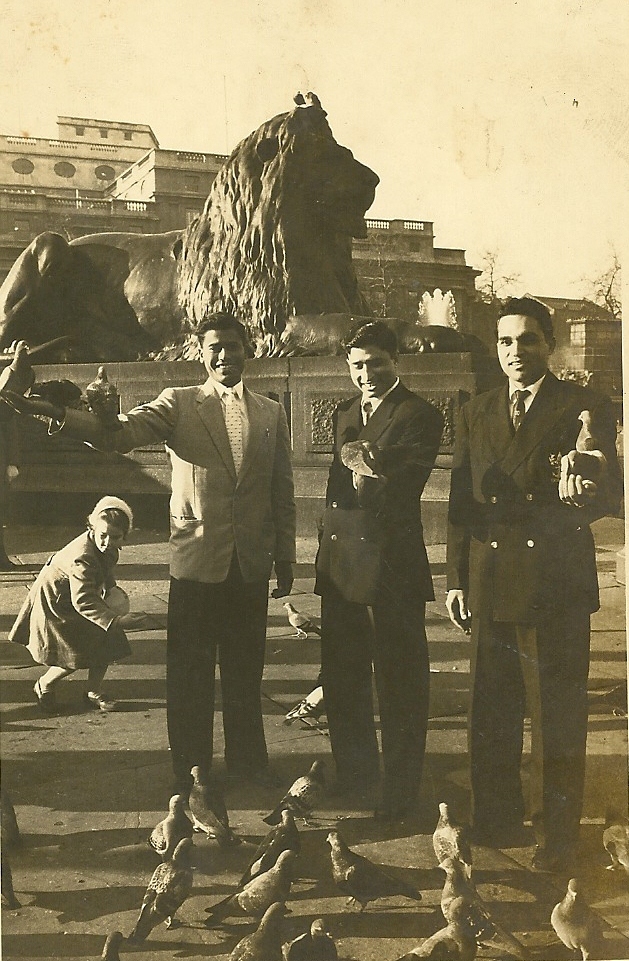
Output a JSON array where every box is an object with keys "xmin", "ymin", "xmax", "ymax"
[
  {"xmin": 166, "ymin": 555, "xmax": 269, "ymax": 787},
  {"xmin": 469, "ymin": 612, "xmax": 590, "ymax": 853},
  {"xmin": 321, "ymin": 584, "xmax": 430, "ymax": 807}
]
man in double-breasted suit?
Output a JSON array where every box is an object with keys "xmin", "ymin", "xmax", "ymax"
[
  {"xmin": 315, "ymin": 321, "xmax": 444, "ymax": 821},
  {"xmin": 7, "ymin": 314, "xmax": 296, "ymax": 794},
  {"xmin": 446, "ymin": 296, "xmax": 622, "ymax": 872}
]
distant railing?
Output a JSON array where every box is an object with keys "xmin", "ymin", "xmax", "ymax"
[
  {"xmin": 48, "ymin": 140, "xmax": 79, "ymax": 150},
  {"xmin": 6, "ymin": 136, "xmax": 37, "ymax": 145},
  {"xmin": 365, "ymin": 218, "xmax": 430, "ymax": 232},
  {"xmin": 403, "ymin": 220, "xmax": 426, "ymax": 231},
  {"xmin": 174, "ymin": 151, "xmax": 230, "ymax": 164}
]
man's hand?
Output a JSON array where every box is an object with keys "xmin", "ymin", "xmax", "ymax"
[
  {"xmin": 360, "ymin": 440, "xmax": 382, "ymax": 473},
  {"xmin": 446, "ymin": 589, "xmax": 472, "ymax": 634},
  {"xmin": 0, "ymin": 389, "xmax": 64, "ymax": 422},
  {"xmin": 559, "ymin": 450, "xmax": 602, "ymax": 507},
  {"xmin": 271, "ymin": 561, "xmax": 294, "ymax": 599}
]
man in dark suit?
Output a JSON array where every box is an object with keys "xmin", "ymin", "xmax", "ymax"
[
  {"xmin": 315, "ymin": 320, "xmax": 444, "ymax": 821},
  {"xmin": 4, "ymin": 314, "xmax": 296, "ymax": 794},
  {"xmin": 446, "ymin": 296, "xmax": 622, "ymax": 872}
]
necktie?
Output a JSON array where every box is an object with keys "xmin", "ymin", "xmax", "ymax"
[
  {"xmin": 362, "ymin": 400, "xmax": 373, "ymax": 425},
  {"xmin": 223, "ymin": 390, "xmax": 243, "ymax": 473},
  {"xmin": 511, "ymin": 389, "xmax": 530, "ymax": 432}
]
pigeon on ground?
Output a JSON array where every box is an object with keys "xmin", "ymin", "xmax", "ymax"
[
  {"xmin": 439, "ymin": 857, "xmax": 528, "ymax": 960},
  {"xmin": 148, "ymin": 794, "xmax": 194, "ymax": 861},
  {"xmin": 239, "ymin": 809, "xmax": 301, "ymax": 887},
  {"xmin": 229, "ymin": 902, "xmax": 287, "ymax": 961},
  {"xmin": 283, "ymin": 602, "xmax": 322, "ymax": 638},
  {"xmin": 326, "ymin": 830, "xmax": 422, "ymax": 912},
  {"xmin": 394, "ymin": 899, "xmax": 477, "ymax": 960},
  {"xmin": 101, "ymin": 931, "xmax": 125, "ymax": 961},
  {"xmin": 1, "ymin": 850, "xmax": 21, "ymax": 908},
  {"xmin": 205, "ymin": 850, "xmax": 296, "ymax": 926},
  {"xmin": 433, "ymin": 802, "xmax": 472, "ymax": 878},
  {"xmin": 551, "ymin": 878, "xmax": 604, "ymax": 961},
  {"xmin": 189, "ymin": 766, "xmax": 240, "ymax": 846},
  {"xmin": 285, "ymin": 918, "xmax": 338, "ymax": 961},
  {"xmin": 263, "ymin": 760, "xmax": 326, "ymax": 826},
  {"xmin": 603, "ymin": 822, "xmax": 629, "ymax": 874},
  {"xmin": 127, "ymin": 837, "xmax": 194, "ymax": 942}
]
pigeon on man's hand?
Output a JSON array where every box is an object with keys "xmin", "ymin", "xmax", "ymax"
[
  {"xmin": 205, "ymin": 849, "xmax": 295, "ymax": 926},
  {"xmin": 263, "ymin": 760, "xmax": 326, "ymax": 826},
  {"xmin": 432, "ymin": 802, "xmax": 472, "ymax": 878},
  {"xmin": 551, "ymin": 878, "xmax": 604, "ymax": 961},
  {"xmin": 229, "ymin": 902, "xmax": 287, "ymax": 961},
  {"xmin": 239, "ymin": 809, "xmax": 300, "ymax": 887},
  {"xmin": 101, "ymin": 931, "xmax": 125, "ymax": 961},
  {"xmin": 189, "ymin": 766, "xmax": 239, "ymax": 846},
  {"xmin": 283, "ymin": 602, "xmax": 321, "ymax": 639},
  {"xmin": 127, "ymin": 837, "xmax": 193, "ymax": 942},
  {"xmin": 439, "ymin": 857, "xmax": 528, "ymax": 959},
  {"xmin": 603, "ymin": 822, "xmax": 629, "ymax": 874},
  {"xmin": 285, "ymin": 918, "xmax": 338, "ymax": 961},
  {"xmin": 148, "ymin": 794, "xmax": 194, "ymax": 861},
  {"xmin": 326, "ymin": 830, "xmax": 422, "ymax": 912}
]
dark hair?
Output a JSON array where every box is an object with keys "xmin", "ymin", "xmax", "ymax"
[
  {"xmin": 90, "ymin": 507, "xmax": 130, "ymax": 536},
  {"xmin": 195, "ymin": 313, "xmax": 252, "ymax": 353},
  {"xmin": 342, "ymin": 320, "xmax": 398, "ymax": 358},
  {"xmin": 497, "ymin": 297, "xmax": 555, "ymax": 345}
]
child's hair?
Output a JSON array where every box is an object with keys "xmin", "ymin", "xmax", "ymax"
[{"xmin": 87, "ymin": 496, "xmax": 134, "ymax": 536}]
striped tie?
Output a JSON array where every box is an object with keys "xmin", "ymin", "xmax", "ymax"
[{"xmin": 223, "ymin": 390, "xmax": 243, "ymax": 473}]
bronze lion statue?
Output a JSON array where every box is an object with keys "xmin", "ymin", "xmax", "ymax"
[{"xmin": 0, "ymin": 94, "xmax": 379, "ymax": 361}]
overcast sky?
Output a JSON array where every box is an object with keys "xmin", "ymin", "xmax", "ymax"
[{"xmin": 1, "ymin": 0, "xmax": 628, "ymax": 298}]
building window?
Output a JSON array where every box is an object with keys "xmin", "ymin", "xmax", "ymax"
[
  {"xmin": 99, "ymin": 128, "xmax": 109, "ymax": 139},
  {"xmin": 75, "ymin": 125, "xmax": 85, "ymax": 136},
  {"xmin": 184, "ymin": 174, "xmax": 200, "ymax": 192},
  {"xmin": 124, "ymin": 131, "xmax": 132, "ymax": 141},
  {"xmin": 54, "ymin": 161, "xmax": 76, "ymax": 178},
  {"xmin": 95, "ymin": 164, "xmax": 116, "ymax": 181},
  {"xmin": 12, "ymin": 157, "xmax": 34, "ymax": 175}
]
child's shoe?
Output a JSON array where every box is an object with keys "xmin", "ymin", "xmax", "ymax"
[{"xmin": 84, "ymin": 691, "xmax": 117, "ymax": 712}]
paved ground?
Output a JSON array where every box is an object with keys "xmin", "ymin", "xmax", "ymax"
[{"xmin": 1, "ymin": 517, "xmax": 628, "ymax": 961}]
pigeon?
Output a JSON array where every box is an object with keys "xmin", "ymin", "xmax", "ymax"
[
  {"xmin": 551, "ymin": 878, "xmax": 604, "ymax": 961},
  {"xmin": 603, "ymin": 822, "xmax": 629, "ymax": 874},
  {"xmin": 127, "ymin": 837, "xmax": 194, "ymax": 942},
  {"xmin": 394, "ymin": 900, "xmax": 477, "ymax": 960},
  {"xmin": 85, "ymin": 366, "xmax": 122, "ymax": 430},
  {"xmin": 101, "ymin": 931, "xmax": 125, "ymax": 961},
  {"xmin": 229, "ymin": 902, "xmax": 287, "ymax": 961},
  {"xmin": 189, "ymin": 765, "xmax": 240, "ymax": 846},
  {"xmin": 205, "ymin": 849, "xmax": 295, "ymax": 926},
  {"xmin": 285, "ymin": 918, "xmax": 338, "ymax": 961},
  {"xmin": 432, "ymin": 802, "xmax": 472, "ymax": 878},
  {"xmin": 326, "ymin": 830, "xmax": 422, "ymax": 912},
  {"xmin": 239, "ymin": 809, "xmax": 300, "ymax": 887},
  {"xmin": 283, "ymin": 602, "xmax": 321, "ymax": 639},
  {"xmin": 439, "ymin": 857, "xmax": 528, "ymax": 960},
  {"xmin": 148, "ymin": 794, "xmax": 194, "ymax": 861},
  {"xmin": 1, "ymin": 850, "xmax": 21, "ymax": 909},
  {"xmin": 263, "ymin": 760, "xmax": 326, "ymax": 826}
]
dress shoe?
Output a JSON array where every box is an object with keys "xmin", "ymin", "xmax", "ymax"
[
  {"xmin": 84, "ymin": 691, "xmax": 118, "ymax": 712},
  {"xmin": 531, "ymin": 844, "xmax": 574, "ymax": 873},
  {"xmin": 33, "ymin": 680, "xmax": 60, "ymax": 716}
]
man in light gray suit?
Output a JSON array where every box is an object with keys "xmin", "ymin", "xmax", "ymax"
[{"xmin": 8, "ymin": 314, "xmax": 296, "ymax": 794}]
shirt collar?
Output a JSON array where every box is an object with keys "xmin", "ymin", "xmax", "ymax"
[
  {"xmin": 362, "ymin": 377, "xmax": 399, "ymax": 411},
  {"xmin": 211, "ymin": 379, "xmax": 244, "ymax": 402},
  {"xmin": 508, "ymin": 373, "xmax": 545, "ymax": 402}
]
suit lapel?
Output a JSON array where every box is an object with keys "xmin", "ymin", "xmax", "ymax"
[
  {"xmin": 499, "ymin": 373, "xmax": 573, "ymax": 476},
  {"xmin": 195, "ymin": 385, "xmax": 237, "ymax": 479},
  {"xmin": 336, "ymin": 398, "xmax": 363, "ymax": 449},
  {"xmin": 481, "ymin": 385, "xmax": 513, "ymax": 463},
  {"xmin": 358, "ymin": 382, "xmax": 404, "ymax": 443},
  {"xmin": 238, "ymin": 388, "xmax": 270, "ymax": 482}
]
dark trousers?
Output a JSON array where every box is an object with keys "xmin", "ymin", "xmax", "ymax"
[
  {"xmin": 166, "ymin": 556, "xmax": 269, "ymax": 787},
  {"xmin": 320, "ymin": 584, "xmax": 430, "ymax": 808},
  {"xmin": 470, "ymin": 612, "xmax": 590, "ymax": 853}
]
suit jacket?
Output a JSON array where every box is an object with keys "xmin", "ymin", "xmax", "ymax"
[
  {"xmin": 61, "ymin": 379, "xmax": 296, "ymax": 583},
  {"xmin": 446, "ymin": 372, "xmax": 622, "ymax": 623},
  {"xmin": 315, "ymin": 381, "xmax": 444, "ymax": 603}
]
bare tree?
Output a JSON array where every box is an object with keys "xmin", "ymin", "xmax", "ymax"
[
  {"xmin": 585, "ymin": 251, "xmax": 622, "ymax": 320},
  {"xmin": 476, "ymin": 249, "xmax": 521, "ymax": 304}
]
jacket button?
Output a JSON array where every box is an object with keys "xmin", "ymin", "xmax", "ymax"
[
  {"xmin": 527, "ymin": 539, "xmax": 535, "ymax": 547},
  {"xmin": 526, "ymin": 493, "xmax": 533, "ymax": 501},
  {"xmin": 490, "ymin": 541, "xmax": 498, "ymax": 549},
  {"xmin": 490, "ymin": 496, "xmax": 497, "ymax": 504},
  {"xmin": 330, "ymin": 534, "xmax": 337, "ymax": 541},
  {"xmin": 331, "ymin": 501, "xmax": 338, "ymax": 508}
]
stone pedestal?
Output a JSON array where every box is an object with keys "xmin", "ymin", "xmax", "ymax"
[{"xmin": 11, "ymin": 353, "xmax": 502, "ymax": 543}]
